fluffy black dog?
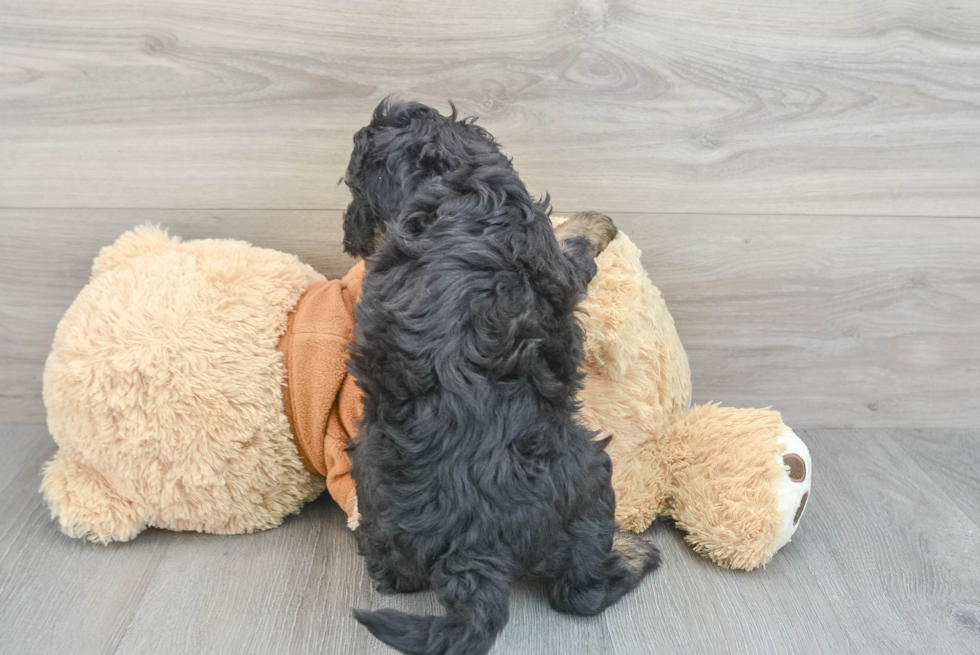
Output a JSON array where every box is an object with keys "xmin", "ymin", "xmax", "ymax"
[{"xmin": 343, "ymin": 100, "xmax": 659, "ymax": 655}]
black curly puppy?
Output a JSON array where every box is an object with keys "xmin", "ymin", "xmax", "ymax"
[{"xmin": 343, "ymin": 100, "xmax": 659, "ymax": 655}]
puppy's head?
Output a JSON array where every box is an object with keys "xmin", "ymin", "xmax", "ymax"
[{"xmin": 341, "ymin": 99, "xmax": 500, "ymax": 258}]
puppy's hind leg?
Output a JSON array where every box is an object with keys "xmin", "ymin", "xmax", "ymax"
[
  {"xmin": 544, "ymin": 485, "xmax": 660, "ymax": 616},
  {"xmin": 354, "ymin": 553, "xmax": 511, "ymax": 655},
  {"xmin": 354, "ymin": 522, "xmax": 429, "ymax": 595}
]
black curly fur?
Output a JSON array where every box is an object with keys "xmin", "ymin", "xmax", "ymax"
[{"xmin": 344, "ymin": 99, "xmax": 660, "ymax": 655}]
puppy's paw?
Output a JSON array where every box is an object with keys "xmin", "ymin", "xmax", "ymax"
[
  {"xmin": 554, "ymin": 211, "xmax": 618, "ymax": 258},
  {"xmin": 373, "ymin": 569, "xmax": 430, "ymax": 595},
  {"xmin": 613, "ymin": 530, "xmax": 661, "ymax": 577}
]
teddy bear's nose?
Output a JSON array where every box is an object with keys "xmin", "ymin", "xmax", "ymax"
[{"xmin": 783, "ymin": 453, "xmax": 807, "ymax": 482}]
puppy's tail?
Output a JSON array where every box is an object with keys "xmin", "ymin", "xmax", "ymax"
[{"xmin": 354, "ymin": 577, "xmax": 508, "ymax": 655}]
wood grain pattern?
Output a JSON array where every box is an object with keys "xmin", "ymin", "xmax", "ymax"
[
  {"xmin": 111, "ymin": 501, "xmax": 372, "ymax": 655},
  {"xmin": 0, "ymin": 210, "xmax": 355, "ymax": 423},
  {"xmin": 0, "ymin": 425, "xmax": 172, "ymax": 655},
  {"xmin": 622, "ymin": 214, "xmax": 980, "ymax": 430},
  {"xmin": 603, "ymin": 525, "xmax": 857, "ymax": 654},
  {"xmin": 2, "ymin": 1, "xmax": 979, "ymax": 651},
  {"xmin": 894, "ymin": 429, "xmax": 980, "ymax": 528},
  {"xmin": 3, "ymin": 210, "xmax": 977, "ymax": 428},
  {"xmin": 787, "ymin": 428, "xmax": 980, "ymax": 654},
  {"xmin": 1, "ymin": 0, "xmax": 979, "ymax": 214},
  {"xmin": 2, "ymin": 423, "xmax": 978, "ymax": 654}
]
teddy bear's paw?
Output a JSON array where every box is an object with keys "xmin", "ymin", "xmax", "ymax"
[{"xmin": 772, "ymin": 425, "xmax": 812, "ymax": 553}]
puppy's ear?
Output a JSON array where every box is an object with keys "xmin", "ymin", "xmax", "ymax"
[
  {"xmin": 342, "ymin": 198, "xmax": 382, "ymax": 258},
  {"xmin": 343, "ymin": 123, "xmax": 403, "ymax": 258}
]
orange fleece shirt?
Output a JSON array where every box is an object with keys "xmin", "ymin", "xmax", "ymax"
[{"xmin": 278, "ymin": 261, "xmax": 365, "ymax": 520}]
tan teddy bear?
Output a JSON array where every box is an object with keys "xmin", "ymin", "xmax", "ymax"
[
  {"xmin": 41, "ymin": 218, "xmax": 809, "ymax": 570},
  {"xmin": 561, "ymin": 215, "xmax": 811, "ymax": 570}
]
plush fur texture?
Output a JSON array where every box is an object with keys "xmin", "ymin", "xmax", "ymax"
[
  {"xmin": 40, "ymin": 116, "xmax": 805, "ymax": 576},
  {"xmin": 343, "ymin": 100, "xmax": 659, "ymax": 655},
  {"xmin": 41, "ymin": 218, "xmax": 803, "ymax": 572},
  {"xmin": 568, "ymin": 218, "xmax": 800, "ymax": 570},
  {"xmin": 41, "ymin": 226, "xmax": 325, "ymax": 542}
]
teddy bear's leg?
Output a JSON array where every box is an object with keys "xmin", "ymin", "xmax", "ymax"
[
  {"xmin": 665, "ymin": 404, "xmax": 811, "ymax": 571},
  {"xmin": 40, "ymin": 452, "xmax": 147, "ymax": 543}
]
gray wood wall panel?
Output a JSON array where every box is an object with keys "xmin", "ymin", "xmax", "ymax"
[
  {"xmin": 1, "ymin": 0, "xmax": 979, "ymax": 214},
  {"xmin": 3, "ymin": 211, "xmax": 977, "ymax": 428}
]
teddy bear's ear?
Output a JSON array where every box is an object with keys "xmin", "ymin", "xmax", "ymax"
[
  {"xmin": 577, "ymin": 231, "xmax": 649, "ymax": 379},
  {"xmin": 90, "ymin": 224, "xmax": 180, "ymax": 279}
]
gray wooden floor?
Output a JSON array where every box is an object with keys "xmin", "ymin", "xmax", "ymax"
[
  {"xmin": 2, "ymin": 0, "xmax": 980, "ymax": 653},
  {"xmin": 2, "ymin": 424, "xmax": 979, "ymax": 654}
]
